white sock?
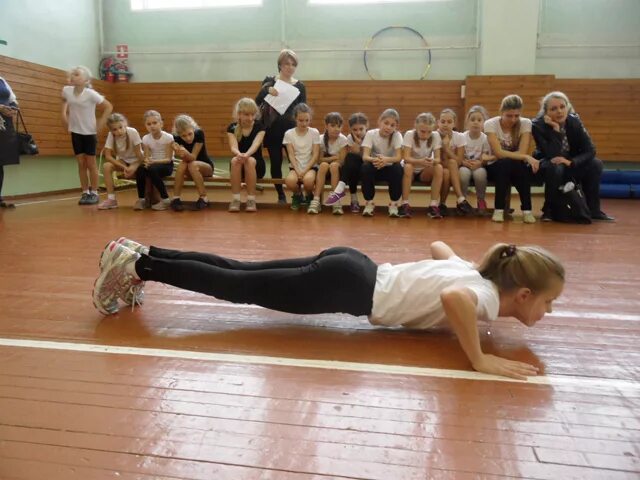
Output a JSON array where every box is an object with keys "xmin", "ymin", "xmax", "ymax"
[
  {"xmin": 247, "ymin": 195, "xmax": 256, "ymax": 201},
  {"xmin": 523, "ymin": 210, "xmax": 532, "ymax": 215},
  {"xmin": 430, "ymin": 200, "xmax": 438, "ymax": 207},
  {"xmin": 232, "ymin": 193, "xmax": 241, "ymax": 201},
  {"xmin": 457, "ymin": 196, "xmax": 465, "ymax": 204},
  {"xmin": 125, "ymin": 260, "xmax": 140, "ymax": 280},
  {"xmin": 314, "ymin": 195, "xmax": 320, "ymax": 201},
  {"xmin": 334, "ymin": 181, "xmax": 346, "ymax": 195},
  {"xmin": 200, "ymin": 196, "xmax": 209, "ymax": 203},
  {"xmin": 107, "ymin": 194, "xmax": 116, "ymax": 200},
  {"xmin": 494, "ymin": 209, "xmax": 504, "ymax": 213},
  {"xmin": 83, "ymin": 189, "xmax": 90, "ymax": 195},
  {"xmin": 402, "ymin": 199, "xmax": 409, "ymax": 205},
  {"xmin": 173, "ymin": 196, "xmax": 181, "ymax": 201},
  {"xmin": 351, "ymin": 193, "xmax": 358, "ymax": 203},
  {"xmin": 390, "ymin": 201, "xmax": 398, "ymax": 207}
]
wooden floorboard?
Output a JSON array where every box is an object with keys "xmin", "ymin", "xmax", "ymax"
[{"xmin": 0, "ymin": 188, "xmax": 638, "ymax": 479}]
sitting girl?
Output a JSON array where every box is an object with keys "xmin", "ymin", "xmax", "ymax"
[
  {"xmin": 226, "ymin": 98, "xmax": 266, "ymax": 212},
  {"xmin": 170, "ymin": 115, "xmax": 213, "ymax": 211},
  {"xmin": 98, "ymin": 113, "xmax": 144, "ymax": 210},
  {"xmin": 94, "ymin": 239, "xmax": 564, "ymax": 380}
]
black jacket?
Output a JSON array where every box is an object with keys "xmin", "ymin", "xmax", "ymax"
[{"xmin": 532, "ymin": 113, "xmax": 596, "ymax": 168}]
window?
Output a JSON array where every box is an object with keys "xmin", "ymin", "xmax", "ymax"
[
  {"xmin": 309, "ymin": 0, "xmax": 438, "ymax": 4},
  {"xmin": 131, "ymin": 0, "xmax": 262, "ymax": 10}
]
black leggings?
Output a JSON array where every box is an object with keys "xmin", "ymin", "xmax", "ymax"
[
  {"xmin": 266, "ymin": 145, "xmax": 286, "ymax": 196},
  {"xmin": 0, "ymin": 165, "xmax": 4, "ymax": 200},
  {"xmin": 341, "ymin": 153, "xmax": 363, "ymax": 194},
  {"xmin": 135, "ymin": 163, "xmax": 173, "ymax": 199},
  {"xmin": 486, "ymin": 159, "xmax": 532, "ymax": 210},
  {"xmin": 136, "ymin": 246, "xmax": 378, "ymax": 316},
  {"xmin": 540, "ymin": 157, "xmax": 603, "ymax": 215},
  {"xmin": 361, "ymin": 162, "xmax": 403, "ymax": 201}
]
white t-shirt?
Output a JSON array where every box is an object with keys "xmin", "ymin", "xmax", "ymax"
[
  {"xmin": 462, "ymin": 131, "xmax": 491, "ymax": 163},
  {"xmin": 105, "ymin": 127, "xmax": 142, "ymax": 164},
  {"xmin": 369, "ymin": 256, "xmax": 500, "ymax": 329},
  {"xmin": 484, "ymin": 116, "xmax": 532, "ymax": 152},
  {"xmin": 142, "ymin": 131, "xmax": 175, "ymax": 161},
  {"xmin": 319, "ymin": 133, "xmax": 348, "ymax": 157},
  {"xmin": 62, "ymin": 85, "xmax": 105, "ymax": 135},
  {"xmin": 283, "ymin": 127, "xmax": 321, "ymax": 169},
  {"xmin": 362, "ymin": 129, "xmax": 403, "ymax": 165},
  {"xmin": 402, "ymin": 130, "xmax": 442, "ymax": 158}
]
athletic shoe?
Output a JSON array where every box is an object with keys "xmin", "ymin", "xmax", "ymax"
[
  {"xmin": 398, "ymin": 203, "xmax": 411, "ymax": 218},
  {"xmin": 277, "ymin": 192, "xmax": 287, "ymax": 205},
  {"xmin": 307, "ymin": 199, "xmax": 321, "ymax": 214},
  {"xmin": 438, "ymin": 203, "xmax": 449, "ymax": 217},
  {"xmin": 540, "ymin": 212, "xmax": 553, "ymax": 222},
  {"xmin": 591, "ymin": 211, "xmax": 615, "ymax": 221},
  {"xmin": 477, "ymin": 199, "xmax": 487, "ymax": 211},
  {"xmin": 0, "ymin": 201, "xmax": 16, "ymax": 209},
  {"xmin": 245, "ymin": 199, "xmax": 257, "ymax": 212},
  {"xmin": 523, "ymin": 212, "xmax": 537, "ymax": 224},
  {"xmin": 171, "ymin": 198, "xmax": 185, "ymax": 212},
  {"xmin": 195, "ymin": 197, "xmax": 208, "ymax": 210},
  {"xmin": 350, "ymin": 201, "xmax": 360, "ymax": 214},
  {"xmin": 87, "ymin": 192, "xmax": 99, "ymax": 205},
  {"xmin": 98, "ymin": 198, "xmax": 118, "ymax": 210},
  {"xmin": 324, "ymin": 190, "xmax": 346, "ymax": 206},
  {"xmin": 151, "ymin": 198, "xmax": 170, "ymax": 211},
  {"xmin": 290, "ymin": 193, "xmax": 301, "ymax": 211},
  {"xmin": 300, "ymin": 193, "xmax": 313, "ymax": 206},
  {"xmin": 332, "ymin": 205, "xmax": 344, "ymax": 215},
  {"xmin": 427, "ymin": 205, "xmax": 442, "ymax": 219},
  {"xmin": 92, "ymin": 243, "xmax": 142, "ymax": 315},
  {"xmin": 492, "ymin": 210, "xmax": 504, "ymax": 223},
  {"xmin": 133, "ymin": 199, "xmax": 146, "ymax": 211},
  {"xmin": 362, "ymin": 203, "xmax": 375, "ymax": 217},
  {"xmin": 99, "ymin": 240, "xmax": 145, "ymax": 306},
  {"xmin": 456, "ymin": 199, "xmax": 474, "ymax": 215},
  {"xmin": 388, "ymin": 205, "xmax": 400, "ymax": 218},
  {"xmin": 78, "ymin": 193, "xmax": 89, "ymax": 205},
  {"xmin": 228, "ymin": 199, "xmax": 241, "ymax": 212}
]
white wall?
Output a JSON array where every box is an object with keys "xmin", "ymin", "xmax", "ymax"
[{"xmin": 1, "ymin": 0, "xmax": 101, "ymax": 73}]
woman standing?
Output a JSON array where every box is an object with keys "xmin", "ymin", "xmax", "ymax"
[
  {"xmin": 0, "ymin": 76, "xmax": 19, "ymax": 208},
  {"xmin": 256, "ymin": 49, "xmax": 307, "ymax": 204},
  {"xmin": 532, "ymin": 91, "xmax": 613, "ymax": 221}
]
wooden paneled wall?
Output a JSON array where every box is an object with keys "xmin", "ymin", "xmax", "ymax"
[
  {"xmin": 0, "ymin": 56, "xmax": 113, "ymax": 156},
  {"xmin": 2, "ymin": 55, "xmax": 639, "ymax": 162}
]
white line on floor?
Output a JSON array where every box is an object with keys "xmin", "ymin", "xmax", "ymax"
[{"xmin": 0, "ymin": 338, "xmax": 637, "ymax": 392}]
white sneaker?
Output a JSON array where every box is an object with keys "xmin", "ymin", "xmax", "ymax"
[
  {"xmin": 133, "ymin": 199, "xmax": 146, "ymax": 210},
  {"xmin": 307, "ymin": 199, "xmax": 321, "ymax": 214},
  {"xmin": 362, "ymin": 203, "xmax": 375, "ymax": 217},
  {"xmin": 523, "ymin": 212, "xmax": 536, "ymax": 224},
  {"xmin": 332, "ymin": 205, "xmax": 343, "ymax": 215},
  {"xmin": 388, "ymin": 205, "xmax": 399, "ymax": 217},
  {"xmin": 92, "ymin": 243, "xmax": 142, "ymax": 315},
  {"xmin": 492, "ymin": 210, "xmax": 504, "ymax": 223},
  {"xmin": 151, "ymin": 198, "xmax": 170, "ymax": 211}
]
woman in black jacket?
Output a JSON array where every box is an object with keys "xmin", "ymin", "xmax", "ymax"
[
  {"xmin": 532, "ymin": 91, "xmax": 613, "ymax": 221},
  {"xmin": 256, "ymin": 49, "xmax": 307, "ymax": 204},
  {"xmin": 0, "ymin": 76, "xmax": 19, "ymax": 208}
]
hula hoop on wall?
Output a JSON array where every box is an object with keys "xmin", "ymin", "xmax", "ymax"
[{"xmin": 364, "ymin": 26, "xmax": 432, "ymax": 80}]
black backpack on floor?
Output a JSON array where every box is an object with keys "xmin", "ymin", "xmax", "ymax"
[{"xmin": 550, "ymin": 182, "xmax": 592, "ymax": 224}]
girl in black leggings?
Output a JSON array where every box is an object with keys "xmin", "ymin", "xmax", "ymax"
[{"xmin": 93, "ymin": 239, "xmax": 566, "ymax": 380}]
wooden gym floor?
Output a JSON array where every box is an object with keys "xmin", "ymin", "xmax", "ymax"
[{"xmin": 0, "ymin": 187, "xmax": 638, "ymax": 479}]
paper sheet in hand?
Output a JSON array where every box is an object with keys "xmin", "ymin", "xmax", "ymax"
[{"xmin": 265, "ymin": 79, "xmax": 300, "ymax": 115}]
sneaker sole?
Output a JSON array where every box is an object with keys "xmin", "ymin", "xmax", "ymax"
[{"xmin": 92, "ymin": 269, "xmax": 119, "ymax": 315}]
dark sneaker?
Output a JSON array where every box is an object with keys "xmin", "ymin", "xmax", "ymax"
[
  {"xmin": 541, "ymin": 212, "xmax": 553, "ymax": 222},
  {"xmin": 300, "ymin": 193, "xmax": 313, "ymax": 206},
  {"xmin": 78, "ymin": 193, "xmax": 89, "ymax": 205},
  {"xmin": 291, "ymin": 193, "xmax": 301, "ymax": 211},
  {"xmin": 456, "ymin": 199, "xmax": 474, "ymax": 215},
  {"xmin": 591, "ymin": 211, "xmax": 615, "ymax": 221},
  {"xmin": 277, "ymin": 192, "xmax": 287, "ymax": 205},
  {"xmin": 398, "ymin": 203, "xmax": 412, "ymax": 218},
  {"xmin": 170, "ymin": 198, "xmax": 184, "ymax": 212},
  {"xmin": 195, "ymin": 197, "xmax": 208, "ymax": 210},
  {"xmin": 350, "ymin": 201, "xmax": 360, "ymax": 214},
  {"xmin": 438, "ymin": 203, "xmax": 449, "ymax": 217},
  {"xmin": 86, "ymin": 192, "xmax": 99, "ymax": 205},
  {"xmin": 324, "ymin": 190, "xmax": 346, "ymax": 206},
  {"xmin": 427, "ymin": 205, "xmax": 442, "ymax": 219}
]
